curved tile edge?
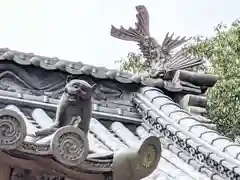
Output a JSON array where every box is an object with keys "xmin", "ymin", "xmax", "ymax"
[{"xmin": 112, "ymin": 136, "xmax": 162, "ymax": 180}]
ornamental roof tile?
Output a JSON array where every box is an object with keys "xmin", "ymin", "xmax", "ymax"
[
  {"xmin": 133, "ymin": 86, "xmax": 240, "ymax": 179},
  {"xmin": 0, "ymin": 59, "xmax": 235, "ymax": 179},
  {"xmin": 0, "ymin": 89, "xmax": 206, "ymax": 180},
  {"xmin": 139, "ymin": 87, "xmax": 240, "ymax": 162},
  {"xmin": 0, "ymin": 4, "xmax": 235, "ymax": 178},
  {"xmin": 0, "ymin": 3, "xmax": 236, "ymax": 179}
]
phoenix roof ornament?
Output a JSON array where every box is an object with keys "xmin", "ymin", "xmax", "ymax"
[{"xmin": 111, "ymin": 5, "xmax": 203, "ymax": 78}]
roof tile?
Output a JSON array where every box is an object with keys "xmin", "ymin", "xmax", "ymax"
[
  {"xmin": 136, "ymin": 86, "xmax": 240, "ymax": 178},
  {"xmin": 0, "ymin": 97, "xmax": 204, "ymax": 179},
  {"xmin": 0, "ymin": 49, "xmax": 218, "ymax": 94}
]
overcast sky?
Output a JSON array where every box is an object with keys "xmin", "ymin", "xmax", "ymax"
[{"xmin": 0, "ymin": 0, "xmax": 239, "ymax": 69}]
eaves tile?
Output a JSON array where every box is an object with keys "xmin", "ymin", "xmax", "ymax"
[
  {"xmin": 0, "ymin": 101, "xmax": 199, "ymax": 179},
  {"xmin": 135, "ymin": 86, "xmax": 240, "ymax": 179}
]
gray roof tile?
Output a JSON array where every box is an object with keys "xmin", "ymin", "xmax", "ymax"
[
  {"xmin": 135, "ymin": 86, "xmax": 240, "ymax": 179},
  {"xmin": 0, "ymin": 47, "xmax": 231, "ymax": 179},
  {"xmin": 0, "ymin": 96, "xmax": 203, "ymax": 180},
  {"xmin": 0, "ymin": 48, "xmax": 218, "ymax": 93},
  {"xmin": 0, "ymin": 48, "xmax": 141, "ymax": 84},
  {"xmin": 0, "ymin": 89, "xmax": 141, "ymax": 124},
  {"xmin": 140, "ymin": 87, "xmax": 240, "ymax": 160},
  {"xmin": 88, "ymin": 132, "xmax": 110, "ymax": 153},
  {"xmin": 89, "ymin": 118, "xmax": 127, "ymax": 151},
  {"xmin": 139, "ymin": 122, "xmax": 212, "ymax": 180}
]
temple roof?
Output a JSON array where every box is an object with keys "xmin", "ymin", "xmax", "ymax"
[
  {"xmin": 0, "ymin": 89, "xmax": 206, "ymax": 180},
  {"xmin": 1, "ymin": 82, "xmax": 240, "ymax": 179},
  {"xmin": 0, "ymin": 4, "xmax": 239, "ymax": 180},
  {"xmin": 0, "ymin": 48, "xmax": 237, "ymax": 180}
]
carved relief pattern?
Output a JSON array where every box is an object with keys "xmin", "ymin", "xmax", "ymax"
[
  {"xmin": 0, "ymin": 63, "xmax": 66, "ymax": 97},
  {"xmin": 10, "ymin": 169, "xmax": 29, "ymax": 180},
  {"xmin": 10, "ymin": 168, "xmax": 64, "ymax": 180},
  {"xmin": 142, "ymin": 144, "xmax": 157, "ymax": 168},
  {"xmin": 0, "ymin": 63, "xmax": 128, "ymax": 100},
  {"xmin": 137, "ymin": 136, "xmax": 161, "ymax": 178},
  {"xmin": 112, "ymin": 136, "xmax": 161, "ymax": 180},
  {"xmin": 51, "ymin": 126, "xmax": 89, "ymax": 166},
  {"xmin": 58, "ymin": 132, "xmax": 84, "ymax": 161},
  {"xmin": 19, "ymin": 142, "xmax": 51, "ymax": 154},
  {"xmin": 80, "ymin": 159, "xmax": 113, "ymax": 170},
  {"xmin": 0, "ymin": 110, "xmax": 26, "ymax": 150},
  {"xmin": 134, "ymin": 98, "xmax": 240, "ymax": 179},
  {"xmin": 93, "ymin": 84, "xmax": 122, "ymax": 100}
]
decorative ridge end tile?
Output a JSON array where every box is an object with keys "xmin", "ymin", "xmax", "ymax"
[
  {"xmin": 0, "ymin": 108, "xmax": 27, "ymax": 150},
  {"xmin": 112, "ymin": 136, "xmax": 161, "ymax": 180}
]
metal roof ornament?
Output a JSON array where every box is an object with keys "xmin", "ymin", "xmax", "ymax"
[{"xmin": 111, "ymin": 5, "xmax": 203, "ymax": 78}]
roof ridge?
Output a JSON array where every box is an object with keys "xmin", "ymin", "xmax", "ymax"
[
  {"xmin": 0, "ymin": 48, "xmax": 160, "ymax": 85},
  {"xmin": 0, "ymin": 48, "xmax": 218, "ymax": 95}
]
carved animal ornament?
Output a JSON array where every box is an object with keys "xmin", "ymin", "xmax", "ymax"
[
  {"xmin": 35, "ymin": 77, "xmax": 95, "ymax": 137},
  {"xmin": 111, "ymin": 5, "xmax": 203, "ymax": 78}
]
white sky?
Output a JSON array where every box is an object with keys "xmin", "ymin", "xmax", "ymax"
[{"xmin": 0, "ymin": 0, "xmax": 239, "ymax": 69}]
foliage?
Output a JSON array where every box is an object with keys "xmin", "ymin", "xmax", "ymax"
[
  {"xmin": 115, "ymin": 52, "xmax": 146, "ymax": 74},
  {"xmin": 115, "ymin": 49, "xmax": 208, "ymax": 74},
  {"xmin": 116, "ymin": 20, "xmax": 240, "ymax": 139},
  {"xmin": 187, "ymin": 20, "xmax": 240, "ymax": 139}
]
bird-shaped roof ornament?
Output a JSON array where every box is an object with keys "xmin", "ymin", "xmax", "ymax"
[{"xmin": 110, "ymin": 5, "xmax": 203, "ymax": 78}]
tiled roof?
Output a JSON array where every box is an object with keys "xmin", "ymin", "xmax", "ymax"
[
  {"xmin": 0, "ymin": 48, "xmax": 236, "ymax": 179},
  {"xmin": 0, "ymin": 48, "xmax": 163, "ymax": 86},
  {"xmin": 0, "ymin": 78, "xmax": 237, "ymax": 179},
  {"xmin": 8, "ymin": 109, "xmax": 204, "ymax": 180},
  {"xmin": 0, "ymin": 48, "xmax": 218, "ymax": 93},
  {"xmin": 0, "ymin": 89, "xmax": 141, "ymax": 124},
  {"xmin": 0, "ymin": 89, "xmax": 205, "ymax": 180},
  {"xmin": 133, "ymin": 86, "xmax": 240, "ymax": 179},
  {"xmin": 1, "ymin": 84, "xmax": 238, "ymax": 179},
  {"xmin": 140, "ymin": 87, "xmax": 240, "ymax": 162}
]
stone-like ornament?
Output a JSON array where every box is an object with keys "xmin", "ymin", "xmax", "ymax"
[
  {"xmin": 32, "ymin": 78, "xmax": 94, "ymax": 165},
  {"xmin": 35, "ymin": 77, "xmax": 95, "ymax": 136},
  {"xmin": 111, "ymin": 5, "xmax": 203, "ymax": 79},
  {"xmin": 0, "ymin": 79, "xmax": 94, "ymax": 167},
  {"xmin": 0, "ymin": 109, "xmax": 26, "ymax": 150},
  {"xmin": 51, "ymin": 125, "xmax": 89, "ymax": 166},
  {"xmin": 112, "ymin": 136, "xmax": 161, "ymax": 180}
]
